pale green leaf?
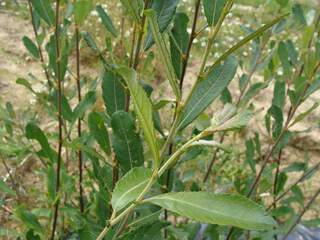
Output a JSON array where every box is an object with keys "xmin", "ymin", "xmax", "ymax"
[
  {"xmin": 145, "ymin": 192, "xmax": 276, "ymax": 230},
  {"xmin": 290, "ymin": 102, "xmax": 319, "ymax": 127},
  {"xmin": 211, "ymin": 109, "xmax": 253, "ymax": 132},
  {"xmin": 118, "ymin": 67, "xmax": 159, "ymax": 168},
  {"xmin": 74, "ymin": 0, "xmax": 93, "ymax": 25},
  {"xmin": 0, "ymin": 179, "xmax": 16, "ymax": 196},
  {"xmin": 112, "ymin": 167, "xmax": 152, "ymax": 212},
  {"xmin": 145, "ymin": 9, "xmax": 180, "ymax": 99}
]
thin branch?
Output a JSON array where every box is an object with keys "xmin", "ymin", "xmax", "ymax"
[
  {"xmin": 75, "ymin": 25, "xmax": 84, "ymax": 213},
  {"xmin": 27, "ymin": 0, "xmax": 53, "ymax": 89},
  {"xmin": 50, "ymin": 0, "xmax": 63, "ymax": 239},
  {"xmin": 283, "ymin": 187, "xmax": 320, "ymax": 240}
]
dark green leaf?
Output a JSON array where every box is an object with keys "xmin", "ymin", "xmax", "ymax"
[
  {"xmin": 88, "ymin": 111, "xmax": 111, "ymax": 155},
  {"xmin": 102, "ymin": 70, "xmax": 126, "ymax": 116},
  {"xmin": 202, "ymin": 0, "xmax": 226, "ymax": 26},
  {"xmin": 178, "ymin": 56, "xmax": 238, "ymax": 130},
  {"xmin": 31, "ymin": 0, "xmax": 55, "ymax": 26},
  {"xmin": 72, "ymin": 91, "xmax": 97, "ymax": 122},
  {"xmin": 96, "ymin": 5, "xmax": 118, "ymax": 37},
  {"xmin": 15, "ymin": 207, "xmax": 44, "ymax": 234},
  {"xmin": 111, "ymin": 111, "xmax": 144, "ymax": 174},
  {"xmin": 52, "ymin": 90, "xmax": 73, "ymax": 122},
  {"xmin": 144, "ymin": 0, "xmax": 179, "ymax": 50},
  {"xmin": 169, "ymin": 12, "xmax": 189, "ymax": 79},
  {"xmin": 22, "ymin": 36, "xmax": 39, "ymax": 59}
]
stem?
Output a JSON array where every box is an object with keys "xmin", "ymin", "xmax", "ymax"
[
  {"xmin": 198, "ymin": 0, "xmax": 234, "ymax": 76},
  {"xmin": 132, "ymin": 0, "xmax": 150, "ymax": 69},
  {"xmin": 51, "ymin": 0, "xmax": 63, "ymax": 239},
  {"xmin": 96, "ymin": 131, "xmax": 207, "ymax": 240},
  {"xmin": 179, "ymin": 0, "xmax": 201, "ymax": 92},
  {"xmin": 27, "ymin": 0, "xmax": 52, "ymax": 89},
  {"xmin": 266, "ymin": 162, "xmax": 320, "ymax": 211},
  {"xmin": 282, "ymin": 187, "xmax": 320, "ymax": 240},
  {"xmin": 75, "ymin": 25, "xmax": 84, "ymax": 213},
  {"xmin": 273, "ymin": 151, "xmax": 282, "ymax": 209}
]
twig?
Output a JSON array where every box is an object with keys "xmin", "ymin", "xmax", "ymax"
[
  {"xmin": 51, "ymin": 0, "xmax": 63, "ymax": 239},
  {"xmin": 75, "ymin": 24, "xmax": 84, "ymax": 213},
  {"xmin": 27, "ymin": 0, "xmax": 53, "ymax": 89},
  {"xmin": 282, "ymin": 187, "xmax": 320, "ymax": 240}
]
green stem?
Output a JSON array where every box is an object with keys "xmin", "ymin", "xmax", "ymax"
[{"xmin": 198, "ymin": 0, "xmax": 234, "ymax": 76}]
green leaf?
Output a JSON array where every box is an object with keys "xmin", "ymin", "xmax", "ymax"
[
  {"xmin": 74, "ymin": 0, "xmax": 93, "ymax": 25},
  {"xmin": 0, "ymin": 179, "xmax": 16, "ymax": 196},
  {"xmin": 118, "ymin": 67, "xmax": 160, "ymax": 168},
  {"xmin": 31, "ymin": 0, "xmax": 55, "ymax": 26},
  {"xmin": 15, "ymin": 207, "xmax": 44, "ymax": 234},
  {"xmin": 22, "ymin": 36, "xmax": 39, "ymax": 59},
  {"xmin": 16, "ymin": 78, "xmax": 36, "ymax": 94},
  {"xmin": 211, "ymin": 109, "xmax": 253, "ymax": 132},
  {"xmin": 278, "ymin": 41, "xmax": 291, "ymax": 78},
  {"xmin": 72, "ymin": 91, "xmax": 97, "ymax": 122},
  {"xmin": 206, "ymin": 14, "xmax": 288, "ymax": 73},
  {"xmin": 88, "ymin": 111, "xmax": 111, "ymax": 155},
  {"xmin": 111, "ymin": 111, "xmax": 144, "ymax": 174},
  {"xmin": 272, "ymin": 80, "xmax": 286, "ymax": 109},
  {"xmin": 169, "ymin": 12, "xmax": 189, "ymax": 79},
  {"xmin": 178, "ymin": 56, "xmax": 238, "ymax": 130},
  {"xmin": 276, "ymin": 0, "xmax": 289, "ymax": 7},
  {"xmin": 25, "ymin": 122, "xmax": 56, "ymax": 162},
  {"xmin": 120, "ymin": 0, "xmax": 143, "ymax": 23},
  {"xmin": 145, "ymin": 9, "xmax": 180, "ymax": 99},
  {"xmin": 202, "ymin": 0, "xmax": 226, "ymax": 26},
  {"xmin": 145, "ymin": 192, "xmax": 276, "ymax": 230},
  {"xmin": 102, "ymin": 69, "xmax": 126, "ymax": 116},
  {"xmin": 51, "ymin": 90, "xmax": 73, "ymax": 122},
  {"xmin": 290, "ymin": 102, "xmax": 319, "ymax": 127},
  {"xmin": 144, "ymin": 0, "xmax": 179, "ymax": 50},
  {"xmin": 96, "ymin": 5, "xmax": 118, "ymax": 37},
  {"xmin": 112, "ymin": 167, "xmax": 152, "ymax": 212}
]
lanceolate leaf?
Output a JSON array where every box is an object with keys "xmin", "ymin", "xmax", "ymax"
[
  {"xmin": 15, "ymin": 207, "xmax": 44, "ymax": 234},
  {"xmin": 178, "ymin": 56, "xmax": 238, "ymax": 130},
  {"xmin": 145, "ymin": 9, "xmax": 180, "ymax": 99},
  {"xmin": 120, "ymin": 0, "xmax": 143, "ymax": 23},
  {"xmin": 72, "ymin": 91, "xmax": 97, "ymax": 122},
  {"xmin": 169, "ymin": 12, "xmax": 189, "ymax": 79},
  {"xmin": 31, "ymin": 0, "xmax": 55, "ymax": 26},
  {"xmin": 74, "ymin": 0, "xmax": 93, "ymax": 25},
  {"xmin": 0, "ymin": 179, "xmax": 16, "ymax": 196},
  {"xmin": 211, "ymin": 109, "xmax": 253, "ymax": 132},
  {"xmin": 112, "ymin": 167, "xmax": 152, "ymax": 212},
  {"xmin": 145, "ymin": 192, "xmax": 276, "ymax": 230},
  {"xmin": 118, "ymin": 67, "xmax": 160, "ymax": 168},
  {"xmin": 102, "ymin": 69, "xmax": 126, "ymax": 116},
  {"xmin": 111, "ymin": 111, "xmax": 144, "ymax": 174},
  {"xmin": 202, "ymin": 0, "xmax": 226, "ymax": 26},
  {"xmin": 22, "ymin": 36, "xmax": 39, "ymax": 59},
  {"xmin": 25, "ymin": 122, "xmax": 56, "ymax": 162},
  {"xmin": 52, "ymin": 90, "xmax": 73, "ymax": 122},
  {"xmin": 88, "ymin": 111, "xmax": 111, "ymax": 155},
  {"xmin": 206, "ymin": 14, "xmax": 288, "ymax": 74},
  {"xmin": 96, "ymin": 5, "xmax": 118, "ymax": 37},
  {"xmin": 144, "ymin": 0, "xmax": 180, "ymax": 50}
]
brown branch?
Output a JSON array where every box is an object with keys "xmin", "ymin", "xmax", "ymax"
[{"xmin": 50, "ymin": 0, "xmax": 63, "ymax": 239}]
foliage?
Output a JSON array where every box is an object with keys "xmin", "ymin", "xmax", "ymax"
[{"xmin": 0, "ymin": 0, "xmax": 320, "ymax": 239}]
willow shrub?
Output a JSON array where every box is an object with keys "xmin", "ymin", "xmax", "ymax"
[{"xmin": 1, "ymin": 0, "xmax": 320, "ymax": 239}]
